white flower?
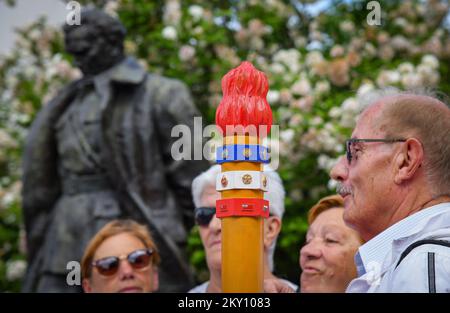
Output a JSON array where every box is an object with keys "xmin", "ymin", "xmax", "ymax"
[
  {"xmin": 269, "ymin": 62, "xmax": 285, "ymax": 75},
  {"xmin": 280, "ymin": 129, "xmax": 295, "ymax": 144},
  {"xmin": 178, "ymin": 45, "xmax": 196, "ymax": 61},
  {"xmin": 341, "ymin": 97, "xmax": 359, "ymax": 113},
  {"xmin": 378, "ymin": 45, "xmax": 395, "ymax": 61},
  {"xmin": 339, "ymin": 20, "xmax": 355, "ymax": 33},
  {"xmin": 248, "ymin": 19, "xmax": 266, "ymax": 37},
  {"xmin": 294, "ymin": 36, "xmax": 307, "ymax": 48},
  {"xmin": 291, "ymin": 78, "xmax": 311, "ymax": 96},
  {"xmin": 394, "ymin": 17, "xmax": 408, "ymax": 28},
  {"xmin": 390, "ymin": 35, "xmax": 411, "ymax": 51},
  {"xmin": 5, "ymin": 75, "xmax": 18, "ymax": 89},
  {"xmin": 288, "ymin": 61, "xmax": 301, "ymax": 74},
  {"xmin": 6, "ymin": 260, "xmax": 27, "ymax": 281},
  {"xmin": 319, "ymin": 130, "xmax": 338, "ymax": 152},
  {"xmin": 24, "ymin": 66, "xmax": 37, "ymax": 79},
  {"xmin": 340, "ymin": 112, "xmax": 356, "ymax": 128},
  {"xmin": 324, "ymin": 122, "xmax": 334, "ymax": 132},
  {"xmin": 249, "ymin": 37, "xmax": 264, "ymax": 50},
  {"xmin": 327, "ymin": 179, "xmax": 338, "ymax": 190},
  {"xmin": 356, "ymin": 83, "xmax": 375, "ymax": 97},
  {"xmin": 376, "ymin": 70, "xmax": 401, "ymax": 87},
  {"xmin": 193, "ymin": 26, "xmax": 203, "ymax": 35},
  {"xmin": 315, "ymin": 80, "xmax": 330, "ymax": 95},
  {"xmin": 305, "ymin": 51, "xmax": 324, "ymax": 67},
  {"xmin": 401, "ymin": 73, "xmax": 422, "ymax": 89},
  {"xmin": 188, "ymin": 5, "xmax": 204, "ymax": 21},
  {"xmin": 291, "ymin": 96, "xmax": 313, "ymax": 112},
  {"xmin": 267, "ymin": 90, "xmax": 280, "ymax": 104},
  {"xmin": 417, "ymin": 4, "xmax": 426, "ymax": 16},
  {"xmin": 310, "ymin": 30, "xmax": 323, "ymax": 41},
  {"xmin": 330, "ymin": 45, "xmax": 345, "ymax": 58},
  {"xmin": 29, "ymin": 29, "xmax": 40, "ymax": 41},
  {"xmin": 310, "ymin": 116, "xmax": 323, "ymax": 126},
  {"xmin": 329, "ymin": 107, "xmax": 342, "ymax": 118},
  {"xmin": 279, "ymin": 89, "xmax": 292, "ymax": 104},
  {"xmin": 421, "ymin": 54, "xmax": 439, "ymax": 70},
  {"xmin": 417, "ymin": 64, "xmax": 440, "ymax": 86},
  {"xmin": 364, "ymin": 43, "xmax": 377, "ymax": 57},
  {"xmin": 398, "ymin": 62, "xmax": 414, "ymax": 74},
  {"xmin": 162, "ymin": 26, "xmax": 177, "ymax": 40},
  {"xmin": 104, "ymin": 0, "xmax": 119, "ymax": 17},
  {"xmin": 318, "ymin": 154, "xmax": 330, "ymax": 170},
  {"xmin": 288, "ymin": 114, "xmax": 303, "ymax": 127},
  {"xmin": 0, "ymin": 129, "xmax": 15, "ymax": 147},
  {"xmin": 163, "ymin": 0, "xmax": 181, "ymax": 25},
  {"xmin": 273, "ymin": 49, "xmax": 301, "ymax": 67}
]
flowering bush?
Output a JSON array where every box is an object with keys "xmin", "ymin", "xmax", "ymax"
[{"xmin": 1, "ymin": 0, "xmax": 449, "ymax": 290}]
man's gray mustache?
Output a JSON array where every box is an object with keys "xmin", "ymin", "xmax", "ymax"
[{"xmin": 336, "ymin": 182, "xmax": 353, "ymax": 196}]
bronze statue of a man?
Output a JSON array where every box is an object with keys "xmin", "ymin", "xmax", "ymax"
[{"xmin": 22, "ymin": 8, "xmax": 208, "ymax": 292}]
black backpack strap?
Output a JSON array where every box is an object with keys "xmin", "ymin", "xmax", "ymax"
[
  {"xmin": 428, "ymin": 252, "xmax": 436, "ymax": 293},
  {"xmin": 395, "ymin": 239, "xmax": 450, "ymax": 293},
  {"xmin": 396, "ymin": 239, "xmax": 450, "ymax": 268}
]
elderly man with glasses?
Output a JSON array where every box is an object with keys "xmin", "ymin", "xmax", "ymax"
[
  {"xmin": 189, "ymin": 165, "xmax": 297, "ymax": 293},
  {"xmin": 330, "ymin": 90, "xmax": 450, "ymax": 292}
]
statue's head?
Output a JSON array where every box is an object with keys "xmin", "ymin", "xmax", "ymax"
[{"xmin": 63, "ymin": 8, "xmax": 126, "ymax": 76}]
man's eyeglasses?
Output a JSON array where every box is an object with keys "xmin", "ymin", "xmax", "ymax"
[
  {"xmin": 92, "ymin": 248, "xmax": 154, "ymax": 276},
  {"xmin": 195, "ymin": 206, "xmax": 215, "ymax": 226},
  {"xmin": 345, "ymin": 138, "xmax": 406, "ymax": 164}
]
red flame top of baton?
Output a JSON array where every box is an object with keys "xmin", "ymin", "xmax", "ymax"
[{"xmin": 215, "ymin": 61, "xmax": 272, "ymax": 138}]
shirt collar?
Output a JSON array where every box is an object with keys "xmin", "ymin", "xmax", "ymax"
[{"xmin": 355, "ymin": 202, "xmax": 450, "ymax": 276}]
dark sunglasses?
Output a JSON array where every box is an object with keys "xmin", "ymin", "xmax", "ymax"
[
  {"xmin": 194, "ymin": 206, "xmax": 216, "ymax": 226},
  {"xmin": 92, "ymin": 248, "xmax": 154, "ymax": 276},
  {"xmin": 345, "ymin": 138, "xmax": 406, "ymax": 164}
]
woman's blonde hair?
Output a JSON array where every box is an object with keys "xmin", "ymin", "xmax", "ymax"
[
  {"xmin": 307, "ymin": 195, "xmax": 364, "ymax": 243},
  {"xmin": 307, "ymin": 194, "xmax": 345, "ymax": 225},
  {"xmin": 81, "ymin": 219, "xmax": 160, "ymax": 279}
]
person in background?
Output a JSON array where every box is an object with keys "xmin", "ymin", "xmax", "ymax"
[
  {"xmin": 189, "ymin": 165, "xmax": 297, "ymax": 292},
  {"xmin": 81, "ymin": 219, "xmax": 160, "ymax": 293},
  {"xmin": 300, "ymin": 194, "xmax": 363, "ymax": 292}
]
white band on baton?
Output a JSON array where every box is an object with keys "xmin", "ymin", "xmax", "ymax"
[{"xmin": 216, "ymin": 171, "xmax": 268, "ymax": 191}]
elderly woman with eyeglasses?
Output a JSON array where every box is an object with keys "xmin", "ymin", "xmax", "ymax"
[
  {"xmin": 189, "ymin": 165, "xmax": 297, "ymax": 293},
  {"xmin": 81, "ymin": 219, "xmax": 160, "ymax": 293}
]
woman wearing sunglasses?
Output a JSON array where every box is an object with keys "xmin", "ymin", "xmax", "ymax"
[
  {"xmin": 189, "ymin": 165, "xmax": 298, "ymax": 293},
  {"xmin": 81, "ymin": 219, "xmax": 160, "ymax": 293}
]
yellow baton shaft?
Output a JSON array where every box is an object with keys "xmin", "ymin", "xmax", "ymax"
[{"xmin": 221, "ymin": 136, "xmax": 264, "ymax": 292}]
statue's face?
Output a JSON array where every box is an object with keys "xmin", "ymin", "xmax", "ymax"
[{"xmin": 65, "ymin": 25, "xmax": 116, "ymax": 76}]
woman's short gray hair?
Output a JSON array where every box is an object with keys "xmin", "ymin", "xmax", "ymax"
[{"xmin": 192, "ymin": 165, "xmax": 285, "ymax": 218}]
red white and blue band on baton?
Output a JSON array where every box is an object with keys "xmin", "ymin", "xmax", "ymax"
[
  {"xmin": 216, "ymin": 144, "xmax": 270, "ymax": 164},
  {"xmin": 216, "ymin": 198, "xmax": 270, "ymax": 218}
]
